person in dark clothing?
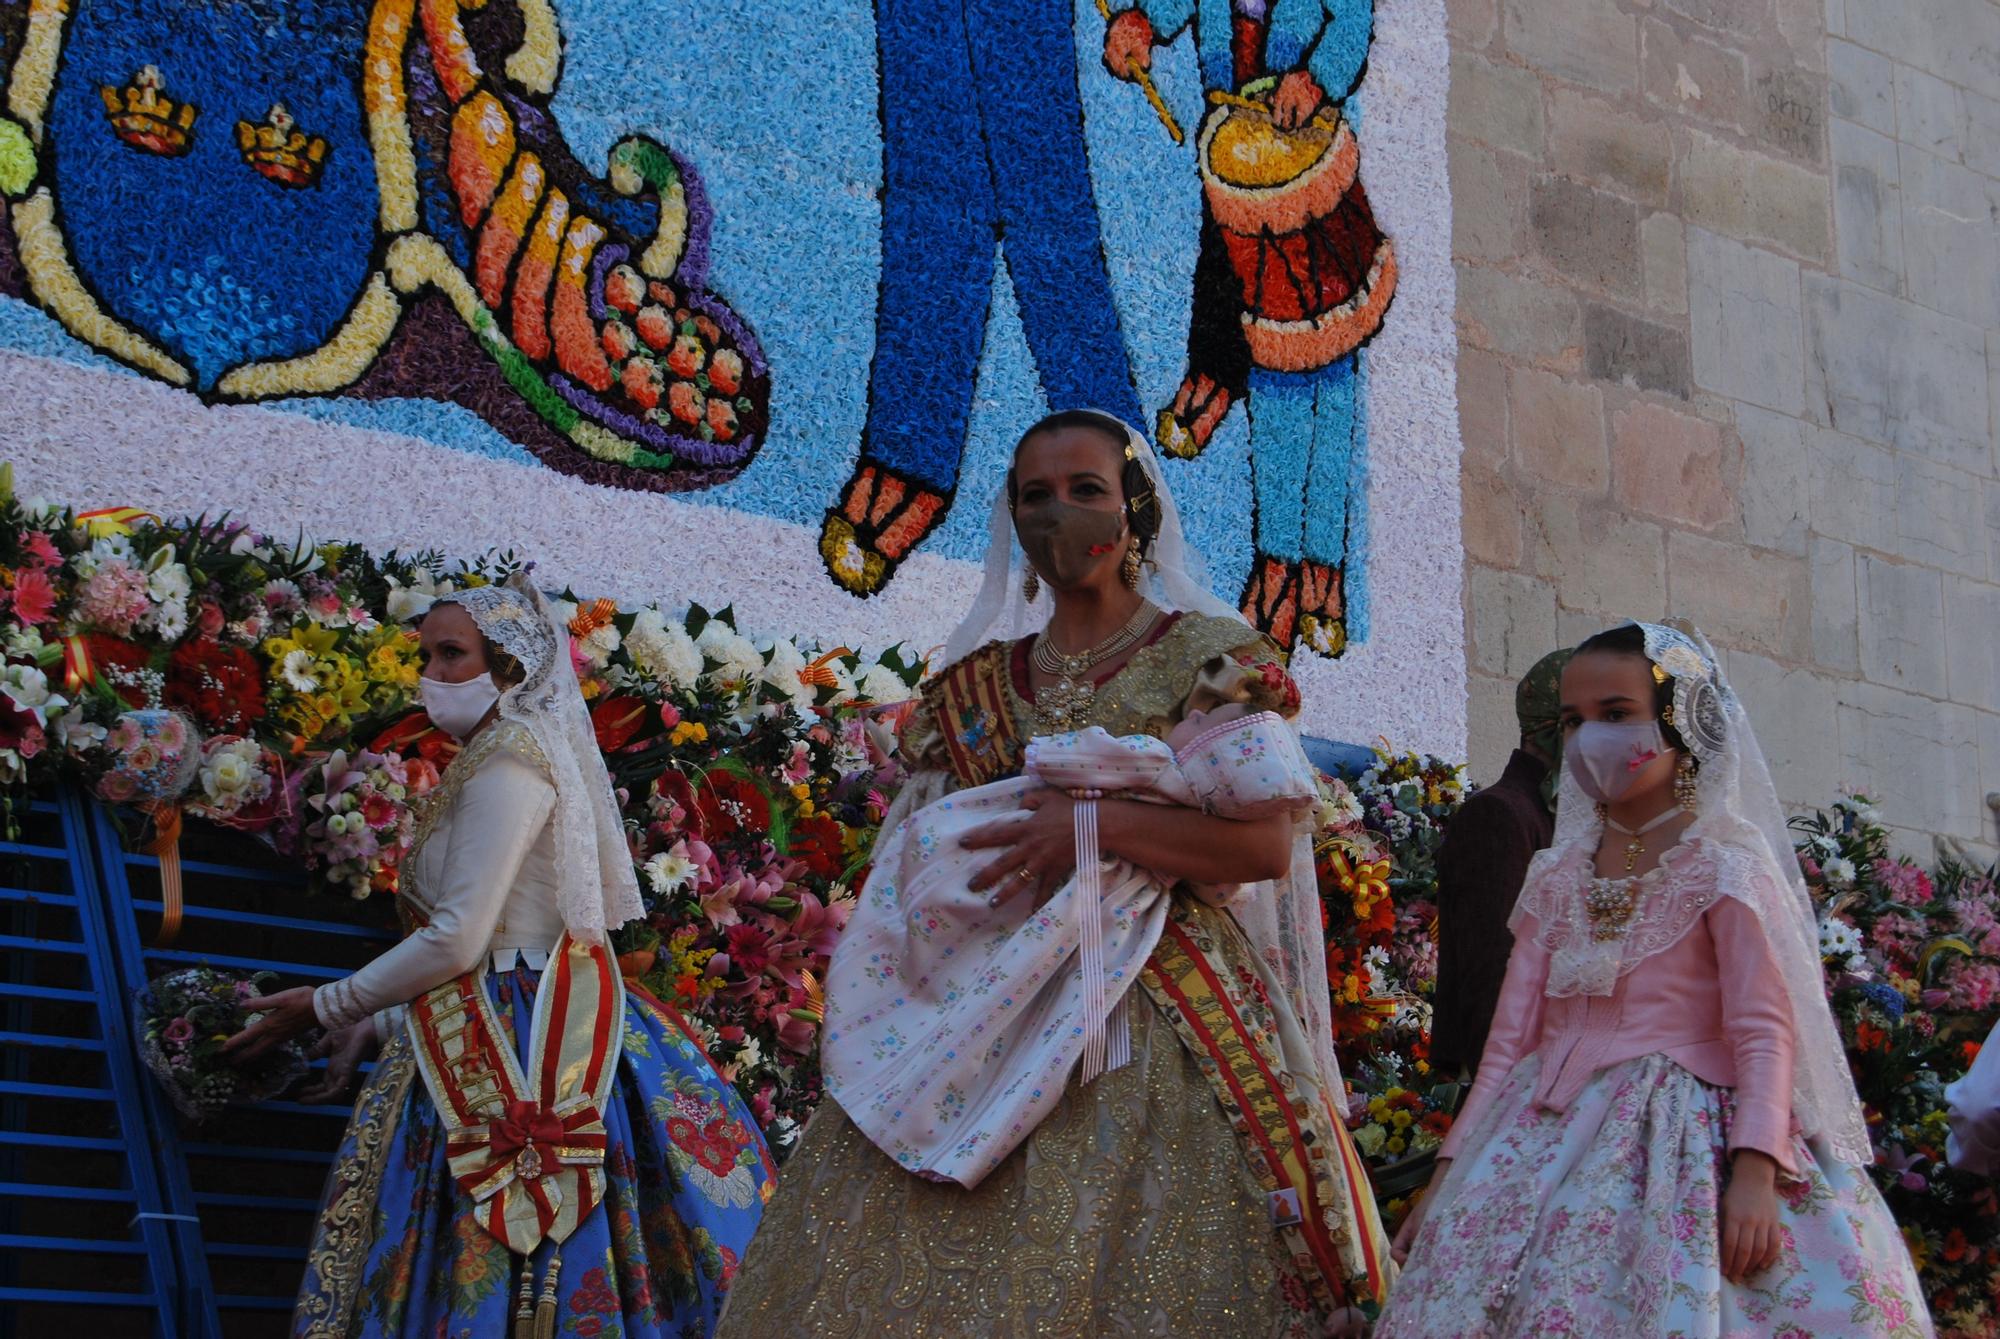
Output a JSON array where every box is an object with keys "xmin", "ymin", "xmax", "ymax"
[{"xmin": 1429, "ymin": 649, "xmax": 1572, "ymax": 1078}]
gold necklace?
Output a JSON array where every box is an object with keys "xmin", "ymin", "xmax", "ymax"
[{"xmin": 1031, "ymin": 600, "xmax": 1156, "ymax": 732}]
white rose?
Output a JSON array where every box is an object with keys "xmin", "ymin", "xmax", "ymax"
[
  {"xmin": 856, "ymin": 664, "xmax": 913, "ymax": 704},
  {"xmin": 203, "ymin": 749, "xmax": 253, "ymax": 797}
]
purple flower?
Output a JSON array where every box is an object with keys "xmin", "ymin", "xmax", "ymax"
[{"xmin": 163, "ymin": 1016, "xmax": 194, "ymax": 1047}]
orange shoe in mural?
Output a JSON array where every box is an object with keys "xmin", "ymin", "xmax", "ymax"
[
  {"xmin": 0, "ymin": 0, "xmax": 768, "ymax": 491},
  {"xmin": 820, "ymin": 464, "xmax": 949, "ymax": 597}
]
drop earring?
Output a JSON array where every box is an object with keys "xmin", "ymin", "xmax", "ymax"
[
  {"xmin": 1022, "ymin": 569, "xmax": 1040, "ymax": 603},
  {"xmin": 1675, "ymin": 754, "xmax": 1700, "ymax": 811},
  {"xmin": 1121, "ymin": 540, "xmax": 1142, "ymax": 590}
]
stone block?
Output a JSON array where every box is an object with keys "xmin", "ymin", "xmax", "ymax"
[
  {"xmin": 1803, "ymin": 274, "xmax": 1992, "ymax": 469},
  {"xmin": 1548, "ymin": 88, "xmax": 1673, "ymax": 205},
  {"xmin": 1896, "ymin": 456, "xmax": 1989, "ymax": 579},
  {"xmin": 1451, "ymin": 51, "xmax": 1547, "ymax": 157},
  {"xmin": 1857, "ymin": 554, "xmax": 1947, "ymax": 696},
  {"xmin": 1503, "ymin": 0, "xmax": 1639, "ymax": 96},
  {"xmin": 1470, "ymin": 566, "xmax": 1562, "ymax": 678},
  {"xmin": 1989, "ymin": 475, "xmax": 2000, "ymax": 583},
  {"xmin": 1966, "ymin": 89, "xmax": 2000, "ymax": 181},
  {"xmin": 1525, "ymin": 493, "xmax": 1668, "ymax": 617},
  {"xmin": 1558, "ymin": 606, "xmax": 1619, "ymax": 648},
  {"xmin": 1991, "ymin": 333, "xmax": 2000, "ymax": 480},
  {"xmin": 1811, "ymin": 536, "xmax": 1861, "ymax": 672},
  {"xmin": 1531, "ymin": 175, "xmax": 1643, "ymax": 296},
  {"xmin": 1830, "ymin": 119, "xmax": 1904, "ymax": 294},
  {"xmin": 1643, "ymin": 213, "xmax": 1689, "ymax": 316},
  {"xmin": 1668, "ymin": 531, "xmax": 1809, "ymax": 659},
  {"xmin": 1643, "ymin": 20, "xmax": 1751, "ymax": 127},
  {"xmin": 1584, "ymin": 304, "xmax": 1692, "ymax": 398},
  {"xmin": 1805, "ymin": 427, "xmax": 1898, "ymax": 551},
  {"xmin": 1749, "ymin": 66, "xmax": 1828, "ymax": 165},
  {"xmin": 1457, "ymin": 265, "xmax": 1585, "ymax": 366},
  {"xmin": 1944, "ymin": 576, "xmax": 2000, "ymax": 710},
  {"xmin": 1680, "ymin": 128, "xmax": 1832, "ymax": 262},
  {"xmin": 1510, "ymin": 366, "xmax": 1608, "ymax": 489},
  {"xmin": 1611, "ymin": 398, "xmax": 1736, "ymax": 529},
  {"xmin": 1448, "ymin": 0, "xmax": 1500, "ymax": 48},
  {"xmin": 1662, "ymin": 0, "xmax": 1773, "ymax": 39},
  {"xmin": 1449, "ymin": 137, "xmax": 1525, "ymax": 264},
  {"xmin": 1725, "ymin": 652, "xmax": 1842, "ymax": 803},
  {"xmin": 1895, "ymin": 62, "xmax": 1968, "ymax": 162},
  {"xmin": 1837, "ymin": 679, "xmax": 1987, "ymax": 840},
  {"xmin": 1688, "ymin": 228, "xmax": 1805, "ymax": 415},
  {"xmin": 1464, "ymin": 672, "xmax": 1520, "ymax": 789},
  {"xmin": 1458, "ymin": 346, "xmax": 1510, "ymax": 474},
  {"xmin": 1983, "ymin": 712, "xmax": 2000, "ymax": 839},
  {"xmin": 1774, "ymin": 0, "xmax": 1827, "ymax": 72},
  {"xmin": 1899, "ymin": 148, "xmax": 2000, "ymax": 330},
  {"xmin": 1844, "ymin": 0, "xmax": 2000, "ymax": 103},
  {"xmin": 1462, "ymin": 465, "xmax": 1526, "ymax": 568},
  {"xmin": 1827, "ymin": 40, "xmax": 1896, "ymax": 134},
  {"xmin": 1735, "ymin": 405, "xmax": 1811, "ymax": 554}
]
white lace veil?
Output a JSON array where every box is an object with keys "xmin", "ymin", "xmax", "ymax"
[
  {"xmin": 1517, "ymin": 620, "xmax": 1871, "ymax": 1165},
  {"xmin": 438, "ymin": 574, "xmax": 645, "ymax": 944},
  {"xmin": 941, "ymin": 411, "xmax": 1346, "ymax": 1109}
]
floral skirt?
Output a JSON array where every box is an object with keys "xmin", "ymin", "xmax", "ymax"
[
  {"xmin": 1376, "ymin": 1052, "xmax": 1932, "ymax": 1338},
  {"xmin": 291, "ymin": 967, "xmax": 774, "ymax": 1338}
]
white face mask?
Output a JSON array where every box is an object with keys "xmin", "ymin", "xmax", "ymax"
[
  {"xmin": 420, "ymin": 672, "xmax": 501, "ymax": 740},
  {"xmin": 1564, "ymin": 719, "xmax": 1671, "ymax": 805}
]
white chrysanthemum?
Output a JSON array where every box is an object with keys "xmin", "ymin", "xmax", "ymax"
[
  {"xmin": 696, "ymin": 621, "xmax": 762, "ymax": 685},
  {"xmin": 145, "ymin": 556, "xmax": 192, "ymax": 605},
  {"xmin": 857, "ymin": 663, "xmax": 914, "ymax": 704},
  {"xmin": 1823, "ymin": 857, "xmax": 1858, "ymax": 887},
  {"xmin": 626, "ymin": 608, "xmax": 704, "ymax": 689},
  {"xmin": 1318, "ymin": 783, "xmax": 1364, "ymax": 830},
  {"xmin": 1818, "ymin": 917, "xmax": 1863, "ymax": 961},
  {"xmin": 642, "ymin": 846, "xmax": 699, "ymax": 895},
  {"xmin": 149, "ymin": 598, "xmax": 189, "ymax": 642},
  {"xmin": 280, "ymin": 650, "xmax": 320, "ymax": 692},
  {"xmin": 1362, "ymin": 945, "xmax": 1390, "ymax": 974},
  {"xmin": 576, "ymin": 622, "xmax": 621, "ymax": 669}
]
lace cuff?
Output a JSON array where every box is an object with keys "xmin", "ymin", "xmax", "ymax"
[{"xmin": 314, "ymin": 976, "xmax": 368, "ymax": 1032}]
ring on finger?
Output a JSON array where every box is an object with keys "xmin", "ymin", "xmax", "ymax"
[{"xmin": 1016, "ymin": 866, "xmax": 1035, "ymax": 882}]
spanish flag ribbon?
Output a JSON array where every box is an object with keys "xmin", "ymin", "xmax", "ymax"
[
  {"xmin": 1326, "ymin": 847, "xmax": 1391, "ymax": 906},
  {"xmin": 798, "ymin": 648, "xmax": 855, "ymax": 690},
  {"xmin": 567, "ymin": 598, "xmax": 618, "ymax": 640},
  {"xmin": 146, "ymin": 802, "xmax": 185, "ymax": 946},
  {"xmin": 75, "ymin": 506, "xmax": 160, "ymax": 539},
  {"xmin": 61, "ymin": 635, "xmax": 96, "ymax": 693}
]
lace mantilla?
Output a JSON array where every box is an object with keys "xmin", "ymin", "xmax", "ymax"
[{"xmin": 1515, "ymin": 838, "xmax": 1724, "ymax": 998}]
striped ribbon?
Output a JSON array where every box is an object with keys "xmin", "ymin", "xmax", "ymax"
[{"xmin": 1073, "ymin": 800, "xmax": 1129, "ymax": 1082}]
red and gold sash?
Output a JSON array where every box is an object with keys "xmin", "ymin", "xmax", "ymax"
[
  {"xmin": 1140, "ymin": 910, "xmax": 1391, "ymax": 1313},
  {"xmin": 405, "ymin": 932, "xmax": 624, "ymax": 1255},
  {"xmin": 925, "ymin": 641, "xmax": 1024, "ymax": 789}
]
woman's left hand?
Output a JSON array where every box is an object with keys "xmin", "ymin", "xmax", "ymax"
[
  {"xmin": 222, "ymin": 985, "xmax": 320, "ymax": 1063},
  {"xmin": 1719, "ymin": 1149, "xmax": 1784, "ymax": 1283},
  {"xmin": 963, "ymin": 790, "xmax": 1078, "ymax": 908}
]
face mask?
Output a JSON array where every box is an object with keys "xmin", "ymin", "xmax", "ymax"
[
  {"xmin": 1015, "ymin": 499, "xmax": 1127, "ymax": 590},
  {"xmin": 421, "ymin": 672, "xmax": 501, "ymax": 740},
  {"xmin": 1565, "ymin": 719, "xmax": 1670, "ymax": 805}
]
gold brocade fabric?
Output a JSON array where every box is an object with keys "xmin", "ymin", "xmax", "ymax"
[{"xmin": 717, "ymin": 615, "xmax": 1327, "ymax": 1338}]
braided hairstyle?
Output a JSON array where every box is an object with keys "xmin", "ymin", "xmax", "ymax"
[{"xmin": 1005, "ymin": 409, "xmax": 1162, "ymax": 559}]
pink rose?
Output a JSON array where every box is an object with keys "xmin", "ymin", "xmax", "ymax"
[
  {"xmin": 196, "ymin": 601, "xmax": 226, "ymax": 638},
  {"xmin": 162, "ymin": 1016, "xmax": 194, "ymax": 1046}
]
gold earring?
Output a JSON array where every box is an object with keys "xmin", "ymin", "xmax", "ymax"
[
  {"xmin": 1121, "ymin": 540, "xmax": 1142, "ymax": 590},
  {"xmin": 1022, "ymin": 569, "xmax": 1040, "ymax": 602},
  {"xmin": 1675, "ymin": 754, "xmax": 1699, "ymax": 810}
]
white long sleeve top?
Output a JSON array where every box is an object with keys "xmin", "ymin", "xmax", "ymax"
[{"xmin": 313, "ymin": 723, "xmax": 566, "ymax": 1039}]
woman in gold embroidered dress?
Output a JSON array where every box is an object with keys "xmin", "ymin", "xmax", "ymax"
[{"xmin": 718, "ymin": 411, "xmax": 1391, "ymax": 1337}]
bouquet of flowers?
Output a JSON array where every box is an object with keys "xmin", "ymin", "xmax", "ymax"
[
  {"xmin": 1795, "ymin": 797, "xmax": 2000, "ymax": 1336},
  {"xmin": 277, "ymin": 748, "xmax": 434, "ymax": 899},
  {"xmin": 135, "ymin": 967, "xmax": 308, "ymax": 1120}
]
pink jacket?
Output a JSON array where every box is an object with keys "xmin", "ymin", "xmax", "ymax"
[{"xmin": 1440, "ymin": 894, "xmax": 1800, "ymax": 1176}]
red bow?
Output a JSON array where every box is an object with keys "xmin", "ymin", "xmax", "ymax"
[{"xmin": 491, "ymin": 1099, "xmax": 567, "ymax": 1161}]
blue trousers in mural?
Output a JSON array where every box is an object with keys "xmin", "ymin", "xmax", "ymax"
[
  {"xmin": 1247, "ymin": 354, "xmax": 1361, "ymax": 570},
  {"xmin": 863, "ymin": 0, "xmax": 1144, "ymax": 496}
]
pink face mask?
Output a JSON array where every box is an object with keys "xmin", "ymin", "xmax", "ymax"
[{"xmin": 1564, "ymin": 720, "xmax": 1670, "ymax": 805}]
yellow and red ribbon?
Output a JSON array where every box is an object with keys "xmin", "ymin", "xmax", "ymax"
[
  {"xmin": 75, "ymin": 506, "xmax": 160, "ymax": 539},
  {"xmin": 566, "ymin": 598, "xmax": 618, "ymax": 640}
]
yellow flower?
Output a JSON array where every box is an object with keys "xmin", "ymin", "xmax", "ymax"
[
  {"xmin": 1367, "ymin": 1098, "xmax": 1389, "ymax": 1120},
  {"xmin": 1386, "ymin": 1136, "xmax": 1406, "ymax": 1155},
  {"xmin": 1415, "ymin": 1059, "xmax": 1431, "ymax": 1076},
  {"xmin": 796, "ymin": 800, "xmax": 816, "ymax": 818},
  {"xmin": 1391, "ymin": 1110, "xmax": 1414, "ymax": 1130},
  {"xmin": 791, "ymin": 783, "xmax": 812, "ymax": 801}
]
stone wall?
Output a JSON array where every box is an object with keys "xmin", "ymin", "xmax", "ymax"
[{"xmin": 1449, "ymin": 0, "xmax": 2000, "ymax": 856}]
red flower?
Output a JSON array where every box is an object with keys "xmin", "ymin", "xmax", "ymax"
[
  {"xmin": 668, "ymin": 1114, "xmax": 742, "ymax": 1177},
  {"xmin": 84, "ymin": 635, "xmax": 155, "ymax": 708},
  {"xmin": 787, "ymin": 814, "xmax": 845, "ymax": 881},
  {"xmin": 566, "ymin": 1265, "xmax": 619, "ymax": 1316},
  {"xmin": 725, "ymin": 922, "xmax": 775, "ymax": 977},
  {"xmin": 10, "ymin": 568, "xmax": 56, "ymax": 625},
  {"xmin": 693, "ymin": 772, "xmax": 771, "ymax": 841},
  {"xmin": 165, "ymin": 638, "xmax": 267, "ymax": 733},
  {"xmin": 19, "ymin": 532, "xmax": 60, "ymax": 568},
  {"xmin": 590, "ymin": 695, "xmax": 654, "ymax": 752},
  {"xmin": 369, "ymin": 712, "xmax": 459, "ymax": 768},
  {"xmin": 1855, "ymin": 1020, "xmax": 1890, "ymax": 1054}
]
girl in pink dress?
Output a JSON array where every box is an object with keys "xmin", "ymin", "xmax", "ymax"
[{"xmin": 1377, "ymin": 620, "xmax": 1930, "ymax": 1338}]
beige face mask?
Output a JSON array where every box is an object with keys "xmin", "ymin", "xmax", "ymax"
[{"xmin": 1014, "ymin": 499, "xmax": 1127, "ymax": 589}]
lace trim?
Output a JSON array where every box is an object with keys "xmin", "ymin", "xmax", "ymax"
[
  {"xmin": 1516, "ymin": 838, "xmax": 1728, "ymax": 998},
  {"xmin": 401, "ymin": 720, "xmax": 548, "ymax": 916}
]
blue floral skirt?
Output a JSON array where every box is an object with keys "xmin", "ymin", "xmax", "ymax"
[{"xmin": 292, "ymin": 967, "xmax": 773, "ymax": 1338}]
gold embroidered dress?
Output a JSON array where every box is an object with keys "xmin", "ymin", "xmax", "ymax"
[{"xmin": 716, "ymin": 613, "xmax": 1391, "ymax": 1338}]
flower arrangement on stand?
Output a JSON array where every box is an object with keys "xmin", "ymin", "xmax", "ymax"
[
  {"xmin": 0, "ymin": 470, "xmax": 924, "ymax": 1151},
  {"xmin": 1797, "ymin": 797, "xmax": 2000, "ymax": 1337}
]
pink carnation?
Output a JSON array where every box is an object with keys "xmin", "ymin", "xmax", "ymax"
[
  {"xmin": 1875, "ymin": 859, "xmax": 1935, "ymax": 904},
  {"xmin": 1943, "ymin": 959, "xmax": 2000, "ymax": 1013},
  {"xmin": 76, "ymin": 563, "xmax": 151, "ymax": 635}
]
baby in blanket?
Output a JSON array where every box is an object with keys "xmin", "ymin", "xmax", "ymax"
[{"xmin": 821, "ymin": 705, "xmax": 1320, "ymax": 1188}]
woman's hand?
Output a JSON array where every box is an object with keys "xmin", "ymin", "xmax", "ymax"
[
  {"xmin": 222, "ymin": 985, "xmax": 320, "ymax": 1064},
  {"xmin": 295, "ymin": 1022, "xmax": 378, "ymax": 1105},
  {"xmin": 963, "ymin": 790, "xmax": 1078, "ymax": 908},
  {"xmin": 1720, "ymin": 1149, "xmax": 1783, "ymax": 1283},
  {"xmin": 1390, "ymin": 1164, "xmax": 1446, "ymax": 1265}
]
